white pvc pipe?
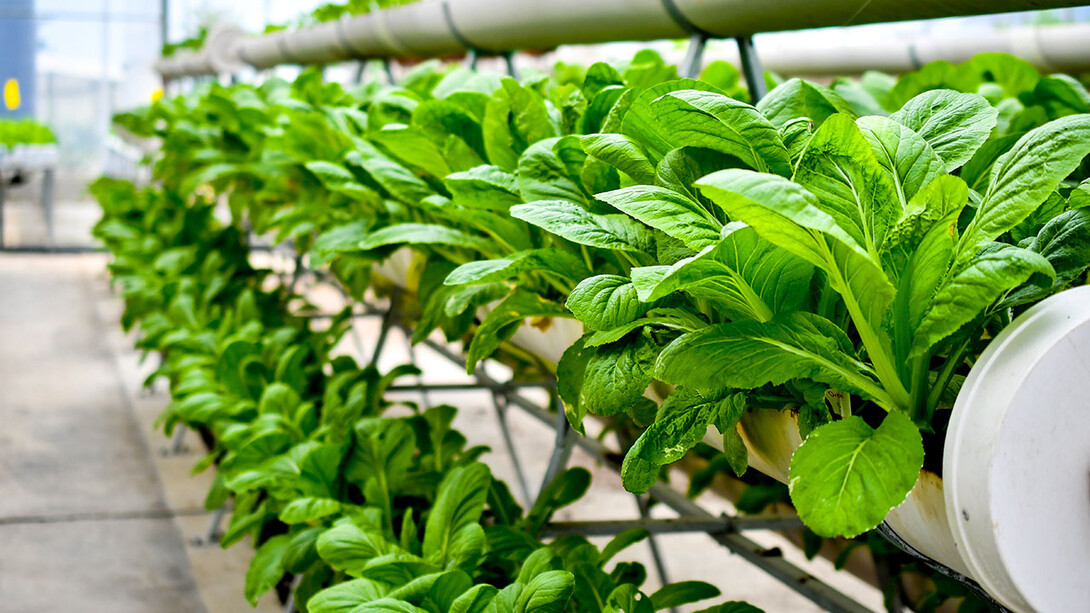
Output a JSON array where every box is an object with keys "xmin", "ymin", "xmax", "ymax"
[
  {"xmin": 163, "ymin": 0, "xmax": 1088, "ymax": 77},
  {"xmin": 713, "ymin": 23, "xmax": 1090, "ymax": 77}
]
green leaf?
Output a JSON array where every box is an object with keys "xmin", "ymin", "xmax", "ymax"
[
  {"xmin": 465, "ymin": 290, "xmax": 568, "ymax": 372},
  {"xmin": 600, "ymin": 528, "xmax": 650, "ymax": 564},
  {"xmin": 527, "ymin": 468, "xmax": 591, "ymax": 535},
  {"xmin": 444, "ymin": 165, "xmax": 523, "ymax": 211},
  {"xmin": 358, "ymin": 223, "xmax": 492, "ymax": 253},
  {"xmin": 450, "ymin": 584, "xmax": 499, "ymax": 613},
  {"xmin": 483, "ymin": 79, "xmax": 558, "ymax": 171},
  {"xmin": 757, "ymin": 79, "xmax": 856, "ymax": 128},
  {"xmin": 279, "ymin": 497, "xmax": 342, "ymax": 524},
  {"xmin": 445, "ymin": 249, "xmax": 586, "ymax": 286},
  {"xmin": 346, "ymin": 419, "xmax": 417, "ymax": 535},
  {"xmin": 793, "ymin": 113, "xmax": 902, "ymax": 255},
  {"xmin": 580, "ymin": 334, "xmax": 658, "ymax": 417},
  {"xmin": 656, "ymin": 313, "xmax": 892, "ymax": 408},
  {"xmin": 245, "ymin": 534, "xmax": 291, "ymax": 605},
  {"xmin": 856, "ymin": 116, "xmax": 946, "ymax": 207},
  {"xmin": 649, "ymin": 581, "xmax": 721, "ymax": 610},
  {"xmin": 622, "ymin": 79, "xmax": 724, "ymax": 161},
  {"xmin": 519, "ymin": 137, "xmax": 588, "ymax": 204},
  {"xmin": 567, "ymin": 275, "xmax": 652, "ymax": 331},
  {"xmin": 693, "ymin": 603, "xmax": 765, "ymax": 613},
  {"xmin": 696, "ymin": 169, "xmax": 895, "ymax": 328},
  {"xmin": 514, "ymin": 570, "xmax": 575, "ymax": 613},
  {"xmin": 511, "ymin": 200, "xmax": 655, "ymax": 253},
  {"xmin": 595, "ymin": 185, "xmax": 721, "ymax": 251},
  {"xmin": 911, "ymin": 244, "xmax": 1054, "ymax": 356},
  {"xmin": 582, "ymin": 133, "xmax": 657, "ymax": 184},
  {"xmin": 1006, "ymin": 208, "xmax": 1090, "ymax": 306},
  {"xmin": 316, "ymin": 522, "xmax": 398, "ymax": 575},
  {"xmin": 889, "ymin": 90, "xmax": 997, "ymax": 172},
  {"xmin": 630, "ymin": 225, "xmax": 812, "ymax": 321},
  {"xmin": 644, "ymin": 89, "xmax": 791, "ymax": 176},
  {"xmin": 423, "ymin": 463, "xmax": 491, "ymax": 569},
  {"xmin": 788, "ymin": 412, "xmax": 924, "ymax": 538},
  {"xmin": 621, "ymin": 388, "xmax": 732, "ymax": 494},
  {"xmin": 306, "ymin": 578, "xmax": 390, "ymax": 613},
  {"xmin": 557, "ymin": 336, "xmax": 592, "ymax": 433},
  {"xmin": 957, "ymin": 114, "xmax": 1090, "ymax": 263}
]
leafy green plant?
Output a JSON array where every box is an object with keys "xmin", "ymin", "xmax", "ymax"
[{"xmin": 104, "ymin": 48, "xmax": 1090, "ymax": 611}]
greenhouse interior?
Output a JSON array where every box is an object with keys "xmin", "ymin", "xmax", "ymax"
[{"xmin": 2, "ymin": 1, "xmax": 1090, "ymax": 612}]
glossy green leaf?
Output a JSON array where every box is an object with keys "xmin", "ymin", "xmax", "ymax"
[
  {"xmin": 279, "ymin": 497, "xmax": 342, "ymax": 524},
  {"xmin": 511, "ymin": 200, "xmax": 655, "ymax": 253},
  {"xmin": 757, "ymin": 79, "xmax": 856, "ymax": 128},
  {"xmin": 358, "ymin": 223, "xmax": 492, "ymax": 253},
  {"xmin": 596, "ymin": 185, "xmax": 721, "ymax": 250},
  {"xmin": 423, "ymin": 463, "xmax": 491, "ymax": 569},
  {"xmin": 957, "ymin": 114, "xmax": 1090, "ymax": 263},
  {"xmin": 890, "ymin": 90, "xmax": 997, "ymax": 171},
  {"xmin": 582, "ymin": 133, "xmax": 657, "ymax": 184},
  {"xmin": 789, "ymin": 412, "xmax": 924, "ymax": 538},
  {"xmin": 649, "ymin": 581, "xmax": 721, "ymax": 610},
  {"xmin": 445, "ymin": 249, "xmax": 586, "ymax": 286},
  {"xmin": 644, "ymin": 89, "xmax": 791, "ymax": 176},
  {"xmin": 245, "ymin": 534, "xmax": 291, "ymax": 605},
  {"xmin": 656, "ymin": 313, "xmax": 891, "ymax": 408},
  {"xmin": 630, "ymin": 225, "xmax": 812, "ymax": 321},
  {"xmin": 580, "ymin": 334, "xmax": 658, "ymax": 417},
  {"xmin": 856, "ymin": 116, "xmax": 946, "ymax": 207},
  {"xmin": 912, "ymin": 244, "xmax": 1054, "ymax": 356},
  {"xmin": 567, "ymin": 275, "xmax": 652, "ymax": 331},
  {"xmin": 465, "ymin": 290, "xmax": 568, "ymax": 372}
]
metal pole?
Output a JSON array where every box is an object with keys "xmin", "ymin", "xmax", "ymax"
[
  {"xmin": 41, "ymin": 168, "xmax": 54, "ymax": 246},
  {"xmin": 736, "ymin": 35, "xmax": 767, "ymax": 102}
]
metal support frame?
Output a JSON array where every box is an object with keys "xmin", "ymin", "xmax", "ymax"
[
  {"xmin": 735, "ymin": 35, "xmax": 767, "ymax": 102},
  {"xmin": 680, "ymin": 32, "xmax": 708, "ymax": 79},
  {"xmin": 0, "ymin": 166, "xmax": 58, "ymax": 252},
  {"xmin": 283, "ymin": 257, "xmax": 875, "ymax": 613}
]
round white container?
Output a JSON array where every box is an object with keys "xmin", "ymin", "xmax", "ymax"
[{"xmin": 945, "ymin": 285, "xmax": 1090, "ymax": 612}]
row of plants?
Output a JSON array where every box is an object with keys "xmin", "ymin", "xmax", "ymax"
[
  {"xmin": 0, "ymin": 118, "xmax": 56, "ymax": 149},
  {"xmin": 93, "ymin": 176, "xmax": 754, "ymax": 612},
  {"xmin": 107, "ymin": 49, "xmax": 1090, "ymax": 610}
]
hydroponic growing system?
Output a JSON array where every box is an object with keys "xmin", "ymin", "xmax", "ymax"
[{"xmin": 92, "ymin": 1, "xmax": 1090, "ymax": 612}]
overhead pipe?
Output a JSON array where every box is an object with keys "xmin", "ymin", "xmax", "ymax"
[
  {"xmin": 157, "ymin": 0, "xmax": 1089, "ymax": 78},
  {"xmin": 707, "ymin": 22, "xmax": 1090, "ymax": 77},
  {"xmin": 156, "ymin": 26, "xmax": 247, "ymax": 80}
]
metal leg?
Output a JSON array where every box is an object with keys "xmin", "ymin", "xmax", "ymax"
[
  {"xmin": 370, "ymin": 289, "xmax": 400, "ymax": 367},
  {"xmin": 503, "ymin": 52, "xmax": 519, "ymax": 80},
  {"xmin": 680, "ymin": 32, "xmax": 708, "ymax": 79},
  {"xmin": 282, "ymin": 573, "xmax": 303, "ymax": 613},
  {"xmin": 403, "ymin": 332, "xmax": 431, "ymax": 409},
  {"xmin": 164, "ymin": 423, "xmax": 188, "ymax": 455},
  {"xmin": 383, "ymin": 59, "xmax": 396, "ymax": 85},
  {"xmin": 735, "ymin": 35, "xmax": 767, "ymax": 102},
  {"xmin": 354, "ymin": 61, "xmax": 367, "ymax": 84},
  {"xmin": 537, "ymin": 390, "xmax": 575, "ymax": 502},
  {"xmin": 489, "ymin": 390, "xmax": 534, "ymax": 503},
  {"xmin": 192, "ymin": 504, "xmax": 228, "ymax": 546},
  {"xmin": 41, "ymin": 168, "xmax": 55, "ymax": 247},
  {"xmin": 637, "ymin": 494, "xmax": 679, "ymax": 613},
  {"xmin": 464, "ymin": 48, "xmax": 479, "ymax": 70},
  {"xmin": 288, "ymin": 252, "xmax": 305, "ymax": 294}
]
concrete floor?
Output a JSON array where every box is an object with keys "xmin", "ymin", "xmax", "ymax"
[{"xmin": 0, "ymin": 195, "xmax": 884, "ymax": 612}]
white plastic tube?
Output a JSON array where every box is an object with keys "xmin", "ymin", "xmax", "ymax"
[{"xmin": 163, "ymin": 0, "xmax": 1088, "ymax": 77}]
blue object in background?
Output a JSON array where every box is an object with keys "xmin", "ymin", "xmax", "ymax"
[{"xmin": 0, "ymin": 0, "xmax": 38, "ymax": 118}]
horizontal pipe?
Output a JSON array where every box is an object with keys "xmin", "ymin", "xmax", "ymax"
[
  {"xmin": 162, "ymin": 0, "xmax": 1088, "ymax": 77},
  {"xmin": 540, "ymin": 516, "xmax": 806, "ymax": 538},
  {"xmin": 710, "ymin": 22, "xmax": 1090, "ymax": 76}
]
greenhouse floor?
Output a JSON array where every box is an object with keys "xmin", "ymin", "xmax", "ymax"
[{"xmin": 0, "ymin": 198, "xmax": 883, "ymax": 612}]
